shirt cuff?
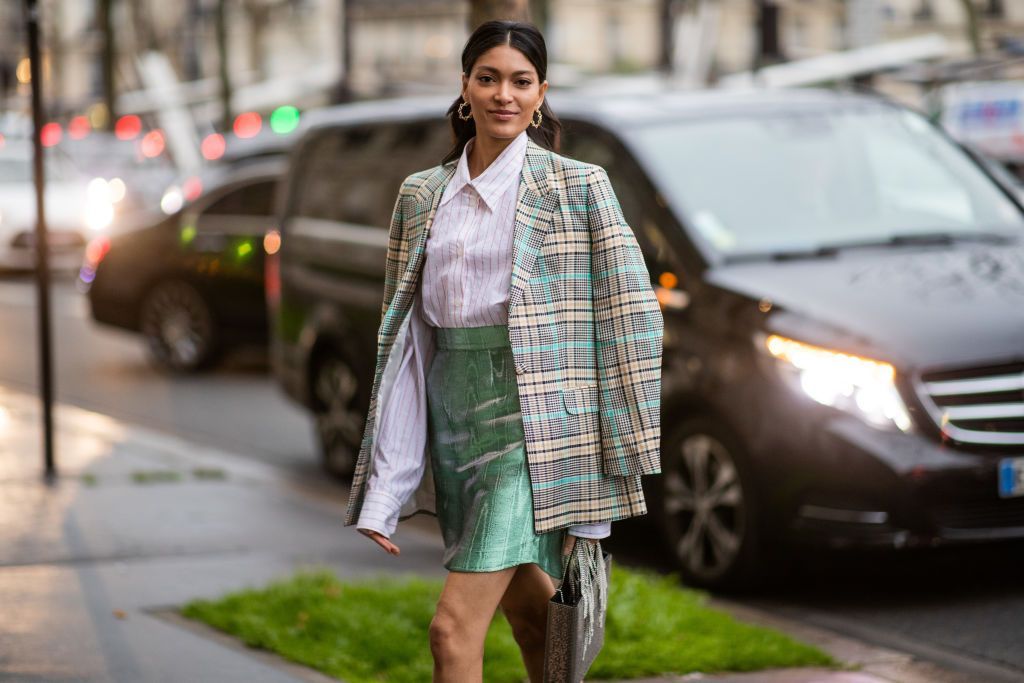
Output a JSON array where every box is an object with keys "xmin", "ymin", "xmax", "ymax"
[
  {"xmin": 568, "ymin": 522, "xmax": 611, "ymax": 539},
  {"xmin": 356, "ymin": 489, "xmax": 403, "ymax": 538}
]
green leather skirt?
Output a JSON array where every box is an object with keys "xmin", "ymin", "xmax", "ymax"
[{"xmin": 426, "ymin": 323, "xmax": 565, "ymax": 579}]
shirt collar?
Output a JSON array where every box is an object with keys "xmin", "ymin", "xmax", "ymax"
[{"xmin": 439, "ymin": 129, "xmax": 529, "ymax": 211}]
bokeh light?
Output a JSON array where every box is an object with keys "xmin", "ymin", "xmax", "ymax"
[
  {"xmin": 114, "ymin": 115, "xmax": 142, "ymax": 140},
  {"xmin": 201, "ymin": 133, "xmax": 226, "ymax": 160},
  {"xmin": 233, "ymin": 112, "xmax": 262, "ymax": 139},
  {"xmin": 182, "ymin": 176, "xmax": 204, "ymax": 201},
  {"xmin": 270, "ymin": 106, "xmax": 300, "ymax": 134},
  {"xmin": 40, "ymin": 122, "xmax": 62, "ymax": 147},
  {"xmin": 140, "ymin": 129, "xmax": 165, "ymax": 158},
  {"xmin": 69, "ymin": 116, "xmax": 91, "ymax": 140}
]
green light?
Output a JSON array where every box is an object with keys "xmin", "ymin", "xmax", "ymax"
[
  {"xmin": 181, "ymin": 225, "xmax": 196, "ymax": 245},
  {"xmin": 236, "ymin": 240, "xmax": 254, "ymax": 259},
  {"xmin": 270, "ymin": 106, "xmax": 300, "ymax": 134}
]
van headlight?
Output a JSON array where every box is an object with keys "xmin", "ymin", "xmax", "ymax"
[{"xmin": 762, "ymin": 334, "xmax": 913, "ymax": 432}]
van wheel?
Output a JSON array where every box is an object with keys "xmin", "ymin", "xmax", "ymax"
[
  {"xmin": 139, "ymin": 280, "xmax": 219, "ymax": 373},
  {"xmin": 655, "ymin": 416, "xmax": 762, "ymax": 591},
  {"xmin": 312, "ymin": 351, "xmax": 364, "ymax": 480}
]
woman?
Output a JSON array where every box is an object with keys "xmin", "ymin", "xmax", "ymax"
[{"xmin": 343, "ymin": 20, "xmax": 663, "ymax": 682}]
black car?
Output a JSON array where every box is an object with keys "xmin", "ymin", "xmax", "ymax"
[
  {"xmin": 268, "ymin": 90, "xmax": 1024, "ymax": 589},
  {"xmin": 80, "ymin": 155, "xmax": 285, "ymax": 372}
]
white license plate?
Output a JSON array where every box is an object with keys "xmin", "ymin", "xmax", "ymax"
[{"xmin": 998, "ymin": 457, "xmax": 1024, "ymax": 498}]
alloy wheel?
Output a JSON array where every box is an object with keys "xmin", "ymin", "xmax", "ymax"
[
  {"xmin": 140, "ymin": 281, "xmax": 216, "ymax": 372},
  {"xmin": 313, "ymin": 353, "xmax": 363, "ymax": 479},
  {"xmin": 663, "ymin": 431, "xmax": 746, "ymax": 583}
]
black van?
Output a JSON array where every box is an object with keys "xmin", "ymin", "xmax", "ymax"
[{"xmin": 268, "ymin": 90, "xmax": 1024, "ymax": 589}]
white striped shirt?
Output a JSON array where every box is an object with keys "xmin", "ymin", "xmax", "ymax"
[{"xmin": 356, "ymin": 129, "xmax": 611, "ymax": 540}]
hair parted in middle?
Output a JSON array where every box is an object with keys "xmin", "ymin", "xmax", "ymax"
[{"xmin": 442, "ymin": 19, "xmax": 562, "ymax": 165}]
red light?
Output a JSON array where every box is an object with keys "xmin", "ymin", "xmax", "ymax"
[
  {"xmin": 41, "ymin": 122, "xmax": 62, "ymax": 147},
  {"xmin": 114, "ymin": 115, "xmax": 142, "ymax": 140},
  {"xmin": 233, "ymin": 112, "xmax": 262, "ymax": 139},
  {"xmin": 85, "ymin": 236, "xmax": 111, "ymax": 266},
  {"xmin": 69, "ymin": 116, "xmax": 91, "ymax": 140},
  {"xmin": 201, "ymin": 133, "xmax": 226, "ymax": 160},
  {"xmin": 140, "ymin": 129, "xmax": 165, "ymax": 158},
  {"xmin": 265, "ymin": 249, "xmax": 281, "ymax": 306},
  {"xmin": 182, "ymin": 176, "xmax": 204, "ymax": 201}
]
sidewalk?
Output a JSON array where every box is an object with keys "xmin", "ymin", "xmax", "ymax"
[{"xmin": 0, "ymin": 386, "xmax": 965, "ymax": 682}]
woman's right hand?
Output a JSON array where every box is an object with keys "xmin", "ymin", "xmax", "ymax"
[{"xmin": 358, "ymin": 528, "xmax": 401, "ymax": 556}]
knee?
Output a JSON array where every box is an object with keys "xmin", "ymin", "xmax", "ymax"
[{"xmin": 429, "ymin": 607, "xmax": 462, "ymax": 661}]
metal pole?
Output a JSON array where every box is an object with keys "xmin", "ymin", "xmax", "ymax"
[{"xmin": 23, "ymin": 0, "xmax": 56, "ymax": 480}]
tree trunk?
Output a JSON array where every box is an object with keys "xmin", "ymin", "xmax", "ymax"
[
  {"xmin": 659, "ymin": 0, "xmax": 681, "ymax": 75},
  {"xmin": 244, "ymin": 0, "xmax": 271, "ymax": 79},
  {"xmin": 216, "ymin": 0, "xmax": 232, "ymax": 130},
  {"xmin": 127, "ymin": 0, "xmax": 159, "ymax": 52},
  {"xmin": 332, "ymin": 0, "xmax": 353, "ymax": 103},
  {"xmin": 183, "ymin": 0, "xmax": 202, "ymax": 81},
  {"xmin": 957, "ymin": 0, "xmax": 982, "ymax": 56},
  {"xmin": 469, "ymin": 0, "xmax": 530, "ymax": 32},
  {"xmin": 98, "ymin": 0, "xmax": 116, "ymax": 129},
  {"xmin": 755, "ymin": 0, "xmax": 784, "ymax": 71},
  {"xmin": 528, "ymin": 0, "xmax": 548, "ymax": 34}
]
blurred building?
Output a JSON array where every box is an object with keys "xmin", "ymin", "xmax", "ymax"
[{"xmin": 1, "ymin": 0, "xmax": 1021, "ymax": 129}]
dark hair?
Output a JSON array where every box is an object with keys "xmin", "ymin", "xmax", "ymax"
[{"xmin": 442, "ymin": 20, "xmax": 561, "ymax": 165}]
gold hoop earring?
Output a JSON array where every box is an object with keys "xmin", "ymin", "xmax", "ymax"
[
  {"xmin": 457, "ymin": 101, "xmax": 472, "ymax": 121},
  {"xmin": 531, "ymin": 109, "xmax": 543, "ymax": 128}
]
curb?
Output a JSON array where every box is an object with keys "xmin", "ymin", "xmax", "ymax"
[{"xmin": 706, "ymin": 596, "xmax": 981, "ymax": 683}]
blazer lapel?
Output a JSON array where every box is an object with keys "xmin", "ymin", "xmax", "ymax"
[
  {"xmin": 509, "ymin": 140, "xmax": 558, "ymax": 315},
  {"xmin": 400, "ymin": 162, "xmax": 457, "ymax": 291}
]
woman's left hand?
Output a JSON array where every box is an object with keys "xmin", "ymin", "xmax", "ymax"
[{"xmin": 563, "ymin": 534, "xmax": 599, "ymax": 556}]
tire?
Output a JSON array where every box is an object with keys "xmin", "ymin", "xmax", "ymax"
[
  {"xmin": 139, "ymin": 280, "xmax": 220, "ymax": 373},
  {"xmin": 311, "ymin": 350, "xmax": 365, "ymax": 480},
  {"xmin": 653, "ymin": 415, "xmax": 764, "ymax": 591}
]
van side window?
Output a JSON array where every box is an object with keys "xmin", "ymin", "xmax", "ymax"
[
  {"xmin": 294, "ymin": 125, "xmax": 398, "ymax": 228},
  {"xmin": 387, "ymin": 120, "xmax": 452, "ymax": 190}
]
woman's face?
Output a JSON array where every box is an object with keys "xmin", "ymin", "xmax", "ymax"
[{"xmin": 461, "ymin": 44, "xmax": 548, "ymax": 141}]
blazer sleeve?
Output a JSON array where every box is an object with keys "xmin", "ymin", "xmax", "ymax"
[
  {"xmin": 380, "ymin": 182, "xmax": 413, "ymax": 322},
  {"xmin": 586, "ymin": 166, "xmax": 664, "ymax": 477}
]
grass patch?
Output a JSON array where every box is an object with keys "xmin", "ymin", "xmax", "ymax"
[
  {"xmin": 180, "ymin": 566, "xmax": 834, "ymax": 682},
  {"xmin": 131, "ymin": 470, "xmax": 183, "ymax": 484},
  {"xmin": 192, "ymin": 467, "xmax": 227, "ymax": 481}
]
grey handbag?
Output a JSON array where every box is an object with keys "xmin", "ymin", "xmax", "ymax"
[{"xmin": 543, "ymin": 536, "xmax": 613, "ymax": 683}]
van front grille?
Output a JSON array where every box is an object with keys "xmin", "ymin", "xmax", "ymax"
[
  {"xmin": 915, "ymin": 362, "xmax": 1024, "ymax": 447},
  {"xmin": 934, "ymin": 497, "xmax": 1024, "ymax": 530}
]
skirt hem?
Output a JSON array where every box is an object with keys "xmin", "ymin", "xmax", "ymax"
[{"xmin": 444, "ymin": 558, "xmax": 565, "ymax": 580}]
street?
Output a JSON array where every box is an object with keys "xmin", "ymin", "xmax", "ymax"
[
  {"xmin": 0, "ymin": 275, "xmax": 318, "ymax": 477},
  {"xmin": 2, "ymin": 276, "xmax": 1023, "ymax": 682}
]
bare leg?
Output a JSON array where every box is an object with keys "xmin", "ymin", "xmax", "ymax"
[
  {"xmin": 430, "ymin": 567, "xmax": 518, "ymax": 683},
  {"xmin": 499, "ymin": 563, "xmax": 559, "ymax": 683}
]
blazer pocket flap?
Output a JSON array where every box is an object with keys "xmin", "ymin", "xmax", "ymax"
[{"xmin": 562, "ymin": 383, "xmax": 599, "ymax": 415}]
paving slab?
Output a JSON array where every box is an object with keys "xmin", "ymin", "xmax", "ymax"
[{"xmin": 0, "ymin": 387, "xmax": 967, "ymax": 682}]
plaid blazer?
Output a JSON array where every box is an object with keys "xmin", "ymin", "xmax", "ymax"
[{"xmin": 343, "ymin": 138, "xmax": 664, "ymax": 533}]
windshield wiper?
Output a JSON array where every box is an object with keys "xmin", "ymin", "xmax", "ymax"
[
  {"xmin": 723, "ymin": 230, "xmax": 1018, "ymax": 264},
  {"xmin": 877, "ymin": 231, "xmax": 1017, "ymax": 247}
]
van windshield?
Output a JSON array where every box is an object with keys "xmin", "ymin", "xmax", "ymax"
[{"xmin": 629, "ymin": 105, "xmax": 1024, "ymax": 257}]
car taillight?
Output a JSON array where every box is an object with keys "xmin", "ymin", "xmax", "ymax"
[
  {"xmin": 78, "ymin": 236, "xmax": 111, "ymax": 290},
  {"xmin": 264, "ymin": 229, "xmax": 281, "ymax": 307},
  {"xmin": 84, "ymin": 236, "xmax": 111, "ymax": 266}
]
